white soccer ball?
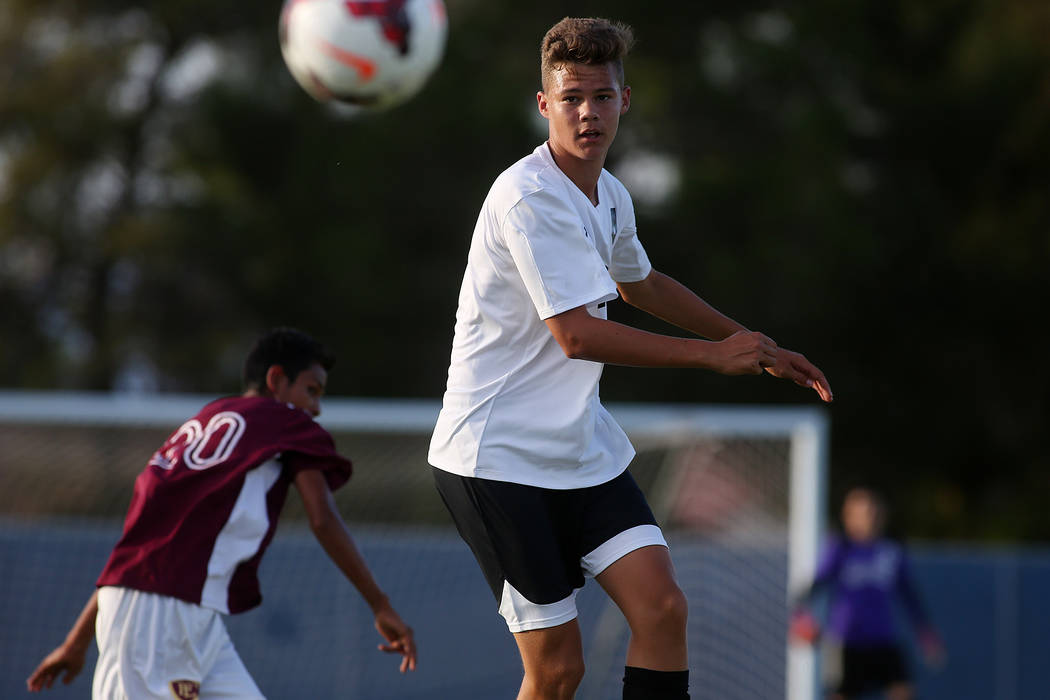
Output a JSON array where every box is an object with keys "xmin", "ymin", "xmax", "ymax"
[{"xmin": 279, "ymin": 0, "xmax": 447, "ymax": 109}]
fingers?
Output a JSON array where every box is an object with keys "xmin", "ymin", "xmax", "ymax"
[
  {"xmin": 757, "ymin": 334, "xmax": 777, "ymax": 369},
  {"xmin": 762, "ymin": 349, "xmax": 834, "ymax": 402},
  {"xmin": 792, "ymin": 356, "xmax": 833, "ymax": 402},
  {"xmin": 720, "ymin": 330, "xmax": 777, "ymax": 374},
  {"xmin": 28, "ymin": 672, "xmax": 52, "ymax": 692},
  {"xmin": 27, "ymin": 665, "xmax": 53, "ymax": 692},
  {"xmin": 813, "ymin": 376, "xmax": 833, "ymax": 403},
  {"xmin": 377, "ymin": 634, "xmax": 417, "ymax": 672}
]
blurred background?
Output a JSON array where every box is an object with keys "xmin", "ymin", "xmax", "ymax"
[{"xmin": 2, "ymin": 0, "xmax": 1049, "ymax": 698}]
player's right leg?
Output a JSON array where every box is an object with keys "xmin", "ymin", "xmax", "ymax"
[
  {"xmin": 433, "ymin": 468, "xmax": 588, "ymax": 698},
  {"xmin": 93, "ymin": 586, "xmax": 264, "ymax": 700},
  {"xmin": 94, "ymin": 586, "xmax": 202, "ymax": 699}
]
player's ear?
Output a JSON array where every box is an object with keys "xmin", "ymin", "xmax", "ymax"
[
  {"xmin": 536, "ymin": 91, "xmax": 550, "ymax": 119},
  {"xmin": 264, "ymin": 365, "xmax": 287, "ymax": 396},
  {"xmin": 620, "ymin": 85, "xmax": 631, "ymax": 114}
]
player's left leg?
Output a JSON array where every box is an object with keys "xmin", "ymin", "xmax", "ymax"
[
  {"xmin": 198, "ymin": 625, "xmax": 265, "ymax": 700},
  {"xmin": 576, "ymin": 471, "xmax": 688, "ymax": 699},
  {"xmin": 595, "ymin": 545, "xmax": 688, "ymax": 671},
  {"xmin": 878, "ymin": 643, "xmax": 914, "ymax": 700},
  {"xmin": 596, "ymin": 545, "xmax": 689, "ymax": 699},
  {"xmin": 883, "ymin": 645, "xmax": 915, "ymax": 700}
]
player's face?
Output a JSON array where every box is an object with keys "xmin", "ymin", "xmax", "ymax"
[
  {"xmin": 272, "ymin": 362, "xmax": 327, "ymax": 417},
  {"xmin": 537, "ymin": 62, "xmax": 630, "ymax": 166},
  {"xmin": 842, "ymin": 494, "xmax": 880, "ymax": 542}
]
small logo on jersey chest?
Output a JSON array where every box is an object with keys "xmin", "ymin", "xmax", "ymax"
[{"xmin": 170, "ymin": 679, "xmax": 201, "ymax": 699}]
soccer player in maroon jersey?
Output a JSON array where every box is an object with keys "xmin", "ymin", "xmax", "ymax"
[{"xmin": 27, "ymin": 328, "xmax": 416, "ymax": 698}]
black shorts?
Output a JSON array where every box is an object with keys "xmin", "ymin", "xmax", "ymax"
[
  {"xmin": 837, "ymin": 644, "xmax": 911, "ymax": 695},
  {"xmin": 433, "ymin": 467, "xmax": 666, "ymax": 632}
]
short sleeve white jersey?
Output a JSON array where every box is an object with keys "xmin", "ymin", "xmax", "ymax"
[{"xmin": 428, "ymin": 143, "xmax": 652, "ymax": 489}]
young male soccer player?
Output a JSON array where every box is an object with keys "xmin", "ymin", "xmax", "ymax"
[
  {"xmin": 428, "ymin": 16, "xmax": 833, "ymax": 700},
  {"xmin": 27, "ymin": 328, "xmax": 416, "ymax": 698},
  {"xmin": 790, "ymin": 488, "xmax": 944, "ymax": 700}
]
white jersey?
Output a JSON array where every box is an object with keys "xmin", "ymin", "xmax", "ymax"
[{"xmin": 429, "ymin": 143, "xmax": 652, "ymax": 489}]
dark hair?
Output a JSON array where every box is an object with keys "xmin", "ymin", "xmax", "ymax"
[
  {"xmin": 242, "ymin": 327, "xmax": 335, "ymax": 392},
  {"xmin": 540, "ymin": 17, "xmax": 635, "ymax": 90}
]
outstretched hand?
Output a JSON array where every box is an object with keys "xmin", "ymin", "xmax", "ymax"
[
  {"xmin": 789, "ymin": 610, "xmax": 821, "ymax": 645},
  {"xmin": 374, "ymin": 606, "xmax": 417, "ymax": 673},
  {"xmin": 26, "ymin": 643, "xmax": 87, "ymax": 692},
  {"xmin": 918, "ymin": 626, "xmax": 947, "ymax": 669},
  {"xmin": 764, "ymin": 348, "xmax": 833, "ymax": 402}
]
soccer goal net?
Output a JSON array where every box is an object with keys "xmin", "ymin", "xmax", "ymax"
[{"xmin": 0, "ymin": 391, "xmax": 826, "ymax": 700}]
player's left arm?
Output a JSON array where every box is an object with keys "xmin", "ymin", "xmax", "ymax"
[
  {"xmin": 295, "ymin": 469, "xmax": 417, "ymax": 672},
  {"xmin": 26, "ymin": 590, "xmax": 98, "ymax": 692},
  {"xmin": 618, "ymin": 270, "xmax": 833, "ymax": 402},
  {"xmin": 896, "ymin": 548, "xmax": 946, "ymax": 665}
]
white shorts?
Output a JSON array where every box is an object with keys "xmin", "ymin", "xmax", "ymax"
[{"xmin": 93, "ymin": 586, "xmax": 265, "ymax": 700}]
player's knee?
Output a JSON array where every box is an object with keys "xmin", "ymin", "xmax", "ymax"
[
  {"xmin": 662, "ymin": 586, "xmax": 689, "ymax": 629},
  {"xmin": 640, "ymin": 585, "xmax": 688, "ymax": 635},
  {"xmin": 529, "ymin": 657, "xmax": 585, "ymax": 695}
]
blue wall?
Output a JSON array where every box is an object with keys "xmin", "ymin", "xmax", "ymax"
[
  {"xmin": 906, "ymin": 546, "xmax": 1050, "ymax": 700},
  {"xmin": 3, "ymin": 522, "xmax": 1047, "ymax": 699}
]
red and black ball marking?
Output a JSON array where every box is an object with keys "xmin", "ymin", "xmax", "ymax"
[{"xmin": 344, "ymin": 0, "xmax": 411, "ymax": 56}]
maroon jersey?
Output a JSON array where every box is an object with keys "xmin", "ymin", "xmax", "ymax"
[{"xmin": 97, "ymin": 396, "xmax": 352, "ymax": 614}]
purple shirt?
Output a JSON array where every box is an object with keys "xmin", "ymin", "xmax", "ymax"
[
  {"xmin": 808, "ymin": 536, "xmax": 929, "ymax": 646},
  {"xmin": 97, "ymin": 396, "xmax": 352, "ymax": 614}
]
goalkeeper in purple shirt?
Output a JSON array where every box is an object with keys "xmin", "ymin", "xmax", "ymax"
[{"xmin": 791, "ymin": 488, "xmax": 945, "ymax": 700}]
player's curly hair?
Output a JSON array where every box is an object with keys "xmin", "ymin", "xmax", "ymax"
[
  {"xmin": 540, "ymin": 17, "xmax": 635, "ymax": 91},
  {"xmin": 242, "ymin": 327, "xmax": 335, "ymax": 391}
]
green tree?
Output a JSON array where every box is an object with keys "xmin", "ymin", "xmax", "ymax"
[{"xmin": 1, "ymin": 0, "xmax": 1047, "ymax": 538}]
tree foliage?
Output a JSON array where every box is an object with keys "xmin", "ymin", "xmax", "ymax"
[{"xmin": 1, "ymin": 0, "xmax": 1047, "ymax": 538}]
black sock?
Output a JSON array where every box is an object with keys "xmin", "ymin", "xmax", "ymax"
[{"xmin": 623, "ymin": 666, "xmax": 689, "ymax": 700}]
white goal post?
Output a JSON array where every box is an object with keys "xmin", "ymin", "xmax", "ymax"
[{"xmin": 0, "ymin": 391, "xmax": 827, "ymax": 700}]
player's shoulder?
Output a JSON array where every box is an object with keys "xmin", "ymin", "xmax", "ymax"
[{"xmin": 487, "ymin": 145, "xmax": 570, "ymax": 217}]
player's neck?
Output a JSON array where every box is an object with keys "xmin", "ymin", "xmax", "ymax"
[{"xmin": 546, "ymin": 142, "xmax": 603, "ymax": 206}]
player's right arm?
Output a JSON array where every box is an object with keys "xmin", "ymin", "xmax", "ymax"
[
  {"xmin": 26, "ymin": 590, "xmax": 98, "ymax": 692},
  {"xmin": 787, "ymin": 538, "xmax": 847, "ymax": 645},
  {"xmin": 294, "ymin": 469, "xmax": 417, "ymax": 672},
  {"xmin": 544, "ymin": 306, "xmax": 778, "ymax": 375}
]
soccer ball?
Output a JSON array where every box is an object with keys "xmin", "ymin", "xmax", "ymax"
[{"xmin": 279, "ymin": 0, "xmax": 447, "ymax": 109}]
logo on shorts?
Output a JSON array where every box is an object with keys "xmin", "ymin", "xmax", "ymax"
[{"xmin": 169, "ymin": 680, "xmax": 201, "ymax": 700}]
